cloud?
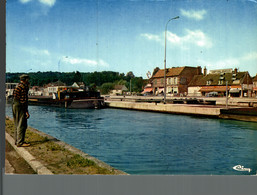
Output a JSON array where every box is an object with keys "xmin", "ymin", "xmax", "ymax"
[
  {"xmin": 181, "ymin": 29, "xmax": 212, "ymax": 48},
  {"xmin": 38, "ymin": 0, "xmax": 56, "ymax": 7},
  {"xmin": 63, "ymin": 57, "xmax": 109, "ymax": 68},
  {"xmin": 180, "ymin": 9, "xmax": 207, "ymax": 20},
  {"xmin": 141, "ymin": 29, "xmax": 212, "ymax": 49},
  {"xmin": 205, "ymin": 58, "xmax": 240, "ymax": 71},
  {"xmin": 140, "ymin": 33, "xmax": 161, "ymax": 42},
  {"xmin": 19, "ymin": 0, "xmax": 56, "ymax": 7},
  {"xmin": 198, "ymin": 52, "xmax": 257, "ymax": 73},
  {"xmin": 19, "ymin": 0, "xmax": 33, "ymax": 3},
  {"xmin": 241, "ymin": 52, "xmax": 257, "ymax": 61},
  {"xmin": 21, "ymin": 47, "xmax": 50, "ymax": 56},
  {"xmin": 247, "ymin": 0, "xmax": 257, "ymax": 3}
]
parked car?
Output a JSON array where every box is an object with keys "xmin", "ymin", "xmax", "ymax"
[{"xmin": 206, "ymin": 92, "xmax": 218, "ymax": 97}]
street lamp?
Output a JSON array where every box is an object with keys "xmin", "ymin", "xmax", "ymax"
[
  {"xmin": 26, "ymin": 68, "xmax": 32, "ymax": 73},
  {"xmin": 58, "ymin": 56, "xmax": 68, "ymax": 72},
  {"xmin": 164, "ymin": 16, "xmax": 179, "ymax": 104},
  {"xmin": 57, "ymin": 56, "xmax": 68, "ymax": 86}
]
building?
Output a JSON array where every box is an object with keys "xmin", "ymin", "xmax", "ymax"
[
  {"xmin": 151, "ymin": 66, "xmax": 202, "ymax": 96},
  {"xmin": 43, "ymin": 81, "xmax": 66, "ymax": 96},
  {"xmin": 29, "ymin": 86, "xmax": 44, "ymax": 96},
  {"xmin": 110, "ymin": 85, "xmax": 128, "ymax": 95},
  {"xmin": 188, "ymin": 68, "xmax": 253, "ymax": 97},
  {"xmin": 141, "ymin": 83, "xmax": 153, "ymax": 95},
  {"xmin": 72, "ymin": 82, "xmax": 86, "ymax": 91},
  {"xmin": 5, "ymin": 83, "xmax": 18, "ymax": 99}
]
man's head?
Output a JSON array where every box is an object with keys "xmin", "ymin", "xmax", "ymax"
[{"xmin": 19, "ymin": 74, "xmax": 30, "ymax": 83}]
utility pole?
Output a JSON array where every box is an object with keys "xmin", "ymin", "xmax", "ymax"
[
  {"xmin": 130, "ymin": 79, "xmax": 132, "ymax": 95},
  {"xmin": 226, "ymin": 81, "xmax": 228, "ymax": 109},
  {"xmin": 164, "ymin": 16, "xmax": 179, "ymax": 103}
]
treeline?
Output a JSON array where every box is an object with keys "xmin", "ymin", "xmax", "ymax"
[{"xmin": 6, "ymin": 71, "xmax": 146, "ymax": 94}]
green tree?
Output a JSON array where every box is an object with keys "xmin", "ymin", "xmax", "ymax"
[
  {"xmin": 125, "ymin": 71, "xmax": 135, "ymax": 81},
  {"xmin": 100, "ymin": 83, "xmax": 115, "ymax": 95},
  {"xmin": 73, "ymin": 71, "xmax": 82, "ymax": 83},
  {"xmin": 115, "ymin": 79, "xmax": 127, "ymax": 85},
  {"xmin": 132, "ymin": 77, "xmax": 144, "ymax": 92}
]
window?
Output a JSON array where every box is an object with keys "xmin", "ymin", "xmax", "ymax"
[
  {"xmin": 180, "ymin": 77, "xmax": 186, "ymax": 85},
  {"xmin": 174, "ymin": 77, "xmax": 177, "ymax": 84},
  {"xmin": 218, "ymin": 80, "xmax": 223, "ymax": 85},
  {"xmin": 207, "ymin": 80, "xmax": 212, "ymax": 85}
]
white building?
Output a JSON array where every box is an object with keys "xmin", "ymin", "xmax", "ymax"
[{"xmin": 5, "ymin": 83, "xmax": 18, "ymax": 98}]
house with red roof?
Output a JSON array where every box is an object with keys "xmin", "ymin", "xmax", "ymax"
[
  {"xmin": 151, "ymin": 66, "xmax": 202, "ymax": 96},
  {"xmin": 188, "ymin": 68, "xmax": 253, "ymax": 97}
]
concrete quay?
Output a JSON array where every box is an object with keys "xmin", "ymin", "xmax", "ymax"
[
  {"xmin": 106, "ymin": 101, "xmax": 222, "ymax": 117},
  {"xmin": 105, "ymin": 100, "xmax": 257, "ymax": 122},
  {"xmin": 104, "ymin": 95, "xmax": 257, "ymax": 107}
]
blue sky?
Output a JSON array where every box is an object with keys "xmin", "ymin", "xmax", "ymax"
[{"xmin": 6, "ymin": 0, "xmax": 257, "ymax": 78}]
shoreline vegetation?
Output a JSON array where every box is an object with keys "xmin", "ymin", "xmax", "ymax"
[
  {"xmin": 5, "ymin": 117, "xmax": 127, "ymax": 175},
  {"xmin": 6, "ymin": 71, "xmax": 144, "ymax": 95}
]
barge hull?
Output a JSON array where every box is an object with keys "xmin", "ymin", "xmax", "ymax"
[{"xmin": 28, "ymin": 96, "xmax": 104, "ymax": 109}]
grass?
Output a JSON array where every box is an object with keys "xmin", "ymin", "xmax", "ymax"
[
  {"xmin": 5, "ymin": 117, "xmax": 121, "ymax": 175},
  {"xmin": 67, "ymin": 154, "xmax": 96, "ymax": 168}
]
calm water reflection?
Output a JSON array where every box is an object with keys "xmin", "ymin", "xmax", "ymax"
[{"xmin": 5, "ymin": 104, "xmax": 257, "ymax": 175}]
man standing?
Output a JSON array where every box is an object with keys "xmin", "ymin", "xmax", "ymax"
[{"xmin": 12, "ymin": 74, "xmax": 30, "ymax": 147}]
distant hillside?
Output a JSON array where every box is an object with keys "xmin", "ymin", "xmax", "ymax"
[{"xmin": 6, "ymin": 71, "xmax": 145, "ymax": 93}]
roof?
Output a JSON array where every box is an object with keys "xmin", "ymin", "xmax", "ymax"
[
  {"xmin": 114, "ymin": 85, "xmax": 127, "ymax": 90},
  {"xmin": 189, "ymin": 72, "xmax": 248, "ymax": 86},
  {"xmin": 152, "ymin": 69, "xmax": 166, "ymax": 78},
  {"xmin": 45, "ymin": 81, "xmax": 66, "ymax": 87},
  {"xmin": 152, "ymin": 67, "xmax": 187, "ymax": 78},
  {"xmin": 199, "ymin": 86, "xmax": 227, "ymax": 92},
  {"xmin": 141, "ymin": 88, "xmax": 153, "ymax": 93},
  {"xmin": 253, "ymin": 76, "xmax": 257, "ymax": 82},
  {"xmin": 166, "ymin": 67, "xmax": 185, "ymax": 77}
]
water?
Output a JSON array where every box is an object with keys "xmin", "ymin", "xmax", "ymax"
[{"xmin": 5, "ymin": 104, "xmax": 257, "ymax": 175}]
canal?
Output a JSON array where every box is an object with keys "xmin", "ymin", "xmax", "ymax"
[{"xmin": 5, "ymin": 104, "xmax": 257, "ymax": 175}]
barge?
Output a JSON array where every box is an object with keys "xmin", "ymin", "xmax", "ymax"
[{"xmin": 28, "ymin": 90, "xmax": 105, "ymax": 109}]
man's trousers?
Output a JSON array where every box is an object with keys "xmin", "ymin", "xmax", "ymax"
[{"xmin": 12, "ymin": 100, "xmax": 27, "ymax": 145}]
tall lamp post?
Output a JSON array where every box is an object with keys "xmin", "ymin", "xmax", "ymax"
[
  {"xmin": 57, "ymin": 56, "xmax": 68, "ymax": 100},
  {"xmin": 164, "ymin": 16, "xmax": 179, "ymax": 104},
  {"xmin": 57, "ymin": 56, "xmax": 68, "ymax": 86},
  {"xmin": 58, "ymin": 56, "xmax": 68, "ymax": 73},
  {"xmin": 26, "ymin": 68, "xmax": 32, "ymax": 73}
]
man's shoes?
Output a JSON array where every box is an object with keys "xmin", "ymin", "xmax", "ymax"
[{"xmin": 17, "ymin": 143, "xmax": 31, "ymax": 147}]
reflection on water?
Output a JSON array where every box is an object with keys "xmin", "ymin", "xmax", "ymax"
[{"xmin": 5, "ymin": 104, "xmax": 257, "ymax": 175}]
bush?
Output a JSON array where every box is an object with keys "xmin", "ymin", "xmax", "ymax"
[{"xmin": 100, "ymin": 83, "xmax": 115, "ymax": 94}]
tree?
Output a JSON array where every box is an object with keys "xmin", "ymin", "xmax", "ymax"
[
  {"xmin": 5, "ymin": 71, "xmax": 143, "ymax": 90},
  {"xmin": 126, "ymin": 71, "xmax": 135, "ymax": 79},
  {"xmin": 100, "ymin": 83, "xmax": 115, "ymax": 95},
  {"xmin": 131, "ymin": 77, "xmax": 144, "ymax": 92},
  {"xmin": 73, "ymin": 71, "xmax": 82, "ymax": 83},
  {"xmin": 115, "ymin": 79, "xmax": 127, "ymax": 85}
]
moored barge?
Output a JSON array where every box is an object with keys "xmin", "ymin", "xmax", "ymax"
[{"xmin": 28, "ymin": 89, "xmax": 105, "ymax": 109}]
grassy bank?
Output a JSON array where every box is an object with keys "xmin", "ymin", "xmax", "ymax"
[{"xmin": 5, "ymin": 117, "xmax": 125, "ymax": 175}]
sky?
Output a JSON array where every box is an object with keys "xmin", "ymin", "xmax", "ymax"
[{"xmin": 6, "ymin": 0, "xmax": 257, "ymax": 78}]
